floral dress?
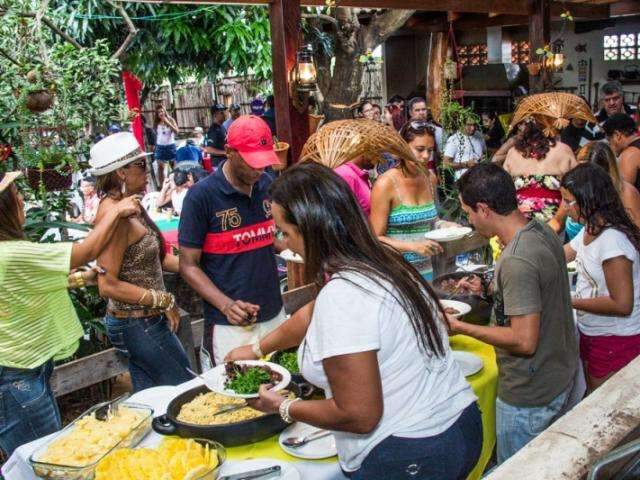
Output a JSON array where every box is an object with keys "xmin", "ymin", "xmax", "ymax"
[{"xmin": 513, "ymin": 174, "xmax": 562, "ymax": 223}]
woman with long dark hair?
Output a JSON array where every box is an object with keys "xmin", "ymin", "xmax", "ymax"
[
  {"xmin": 0, "ymin": 171, "xmax": 140, "ymax": 456},
  {"xmin": 503, "ymin": 120, "xmax": 576, "ymax": 222},
  {"xmin": 549, "ymin": 141, "xmax": 640, "ymax": 240},
  {"xmin": 370, "ymin": 121, "xmax": 454, "ymax": 280},
  {"xmin": 92, "ymin": 133, "xmax": 191, "ymax": 392},
  {"xmin": 230, "ymin": 162, "xmax": 481, "ymax": 479},
  {"xmin": 563, "ymin": 163, "xmax": 640, "ymax": 392}
]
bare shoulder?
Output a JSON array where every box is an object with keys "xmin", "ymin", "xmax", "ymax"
[
  {"xmin": 95, "ymin": 197, "xmax": 116, "ymax": 224},
  {"xmin": 372, "ymin": 169, "xmax": 396, "ymax": 195},
  {"xmin": 622, "ymin": 181, "xmax": 640, "ymax": 201}
]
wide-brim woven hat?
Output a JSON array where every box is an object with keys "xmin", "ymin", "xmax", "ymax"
[
  {"xmin": 300, "ymin": 119, "xmax": 418, "ymax": 168},
  {"xmin": 510, "ymin": 92, "xmax": 597, "ymax": 137},
  {"xmin": 89, "ymin": 132, "xmax": 151, "ymax": 176}
]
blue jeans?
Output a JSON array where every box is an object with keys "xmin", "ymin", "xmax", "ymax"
[
  {"xmin": 0, "ymin": 360, "xmax": 61, "ymax": 457},
  {"xmin": 496, "ymin": 382, "xmax": 573, "ymax": 464},
  {"xmin": 105, "ymin": 315, "xmax": 192, "ymax": 392},
  {"xmin": 351, "ymin": 403, "xmax": 483, "ymax": 480}
]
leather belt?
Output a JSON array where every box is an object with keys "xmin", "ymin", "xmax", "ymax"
[{"xmin": 107, "ymin": 308, "xmax": 164, "ymax": 319}]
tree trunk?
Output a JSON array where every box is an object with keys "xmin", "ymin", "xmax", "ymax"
[
  {"xmin": 322, "ymin": 53, "xmax": 365, "ymax": 121},
  {"xmin": 315, "ymin": 8, "xmax": 416, "ymax": 122}
]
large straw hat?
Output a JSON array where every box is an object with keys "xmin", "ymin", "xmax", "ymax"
[
  {"xmin": 509, "ymin": 92, "xmax": 597, "ymax": 137},
  {"xmin": 0, "ymin": 171, "xmax": 22, "ymax": 194},
  {"xmin": 300, "ymin": 119, "xmax": 418, "ymax": 169},
  {"xmin": 89, "ymin": 132, "xmax": 151, "ymax": 176}
]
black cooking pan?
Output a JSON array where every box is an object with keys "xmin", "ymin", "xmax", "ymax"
[
  {"xmin": 433, "ymin": 271, "xmax": 493, "ymax": 326},
  {"xmin": 152, "ymin": 383, "xmax": 306, "ymax": 446}
]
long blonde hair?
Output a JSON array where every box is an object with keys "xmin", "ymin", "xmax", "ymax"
[{"xmin": 577, "ymin": 141, "xmax": 622, "ymax": 193}]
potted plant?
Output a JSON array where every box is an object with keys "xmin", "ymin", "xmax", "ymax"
[
  {"xmin": 20, "ymin": 67, "xmax": 57, "ymax": 113},
  {"xmin": 22, "ymin": 143, "xmax": 77, "ymax": 192}
]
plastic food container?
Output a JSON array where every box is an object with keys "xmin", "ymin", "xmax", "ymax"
[
  {"xmin": 28, "ymin": 402, "xmax": 153, "ymax": 480},
  {"xmin": 191, "ymin": 439, "xmax": 226, "ymax": 479}
]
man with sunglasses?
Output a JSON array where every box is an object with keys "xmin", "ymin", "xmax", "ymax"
[{"xmin": 179, "ymin": 115, "xmax": 285, "ymax": 368}]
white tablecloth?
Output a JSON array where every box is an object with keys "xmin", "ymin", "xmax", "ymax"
[{"xmin": 2, "ymin": 378, "xmax": 347, "ymax": 480}]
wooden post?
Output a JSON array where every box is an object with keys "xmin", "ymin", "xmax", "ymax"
[
  {"xmin": 529, "ymin": 0, "xmax": 550, "ymax": 93},
  {"xmin": 269, "ymin": 0, "xmax": 309, "ymax": 164},
  {"xmin": 427, "ymin": 32, "xmax": 448, "ymax": 121}
]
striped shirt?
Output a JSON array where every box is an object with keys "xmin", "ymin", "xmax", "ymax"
[{"xmin": 0, "ymin": 241, "xmax": 83, "ymax": 369}]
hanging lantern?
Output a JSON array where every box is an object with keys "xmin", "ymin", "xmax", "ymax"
[
  {"xmin": 293, "ymin": 45, "xmax": 317, "ymax": 92},
  {"xmin": 550, "ymin": 39, "xmax": 565, "ymax": 71}
]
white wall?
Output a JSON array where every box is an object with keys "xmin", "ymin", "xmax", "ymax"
[
  {"xmin": 456, "ymin": 17, "xmax": 640, "ymax": 110},
  {"xmin": 551, "ymin": 20, "xmax": 640, "ymax": 109}
]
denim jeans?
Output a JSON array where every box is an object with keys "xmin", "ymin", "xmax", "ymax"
[
  {"xmin": 496, "ymin": 381, "xmax": 573, "ymax": 464},
  {"xmin": 105, "ymin": 315, "xmax": 192, "ymax": 392},
  {"xmin": 350, "ymin": 403, "xmax": 483, "ymax": 480},
  {"xmin": 0, "ymin": 360, "xmax": 61, "ymax": 457}
]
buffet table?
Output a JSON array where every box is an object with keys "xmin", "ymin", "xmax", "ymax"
[{"xmin": 2, "ymin": 336, "xmax": 496, "ymax": 480}]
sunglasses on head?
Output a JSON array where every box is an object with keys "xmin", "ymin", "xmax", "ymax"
[
  {"xmin": 126, "ymin": 160, "xmax": 147, "ymax": 170},
  {"xmin": 404, "ymin": 120, "xmax": 436, "ymax": 135}
]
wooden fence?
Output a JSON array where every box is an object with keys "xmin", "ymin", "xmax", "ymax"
[
  {"xmin": 141, "ymin": 75, "xmax": 269, "ymax": 135},
  {"xmin": 140, "ymin": 64, "xmax": 385, "ymax": 135}
]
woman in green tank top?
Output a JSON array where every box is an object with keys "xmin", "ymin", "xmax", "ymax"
[
  {"xmin": 0, "ymin": 171, "xmax": 140, "ymax": 456},
  {"xmin": 371, "ymin": 121, "xmax": 454, "ymax": 280}
]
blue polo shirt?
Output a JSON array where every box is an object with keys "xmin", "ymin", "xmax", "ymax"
[{"xmin": 178, "ymin": 164, "xmax": 282, "ymax": 326}]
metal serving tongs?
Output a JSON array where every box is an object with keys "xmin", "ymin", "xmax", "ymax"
[{"xmin": 95, "ymin": 393, "xmax": 131, "ymax": 422}]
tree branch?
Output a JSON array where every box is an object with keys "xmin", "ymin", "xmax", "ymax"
[
  {"xmin": 106, "ymin": 0, "xmax": 138, "ymax": 61},
  {"xmin": 362, "ymin": 9, "xmax": 416, "ymax": 49},
  {"xmin": 15, "ymin": 11, "xmax": 83, "ymax": 49},
  {"xmin": 0, "ymin": 46, "xmax": 22, "ymax": 67},
  {"xmin": 301, "ymin": 13, "xmax": 338, "ymax": 27}
]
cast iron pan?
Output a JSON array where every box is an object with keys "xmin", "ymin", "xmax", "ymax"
[{"xmin": 152, "ymin": 382, "xmax": 310, "ymax": 447}]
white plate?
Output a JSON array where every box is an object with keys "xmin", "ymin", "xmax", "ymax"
[
  {"xmin": 425, "ymin": 227, "xmax": 472, "ymax": 242},
  {"xmin": 278, "ymin": 249, "xmax": 304, "ymax": 264},
  {"xmin": 440, "ymin": 299, "xmax": 472, "ymax": 318},
  {"xmin": 218, "ymin": 459, "xmax": 301, "ymax": 480},
  {"xmin": 128, "ymin": 386, "xmax": 177, "ymax": 415},
  {"xmin": 279, "ymin": 423, "xmax": 337, "ymax": 460},
  {"xmin": 452, "ymin": 351, "xmax": 484, "ymax": 377},
  {"xmin": 200, "ymin": 361, "xmax": 292, "ymax": 399}
]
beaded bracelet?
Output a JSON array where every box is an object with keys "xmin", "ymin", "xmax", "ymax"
[{"xmin": 279, "ymin": 398, "xmax": 300, "ymax": 424}]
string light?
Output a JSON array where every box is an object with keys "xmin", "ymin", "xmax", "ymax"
[{"xmin": 71, "ymin": 6, "xmax": 221, "ymax": 22}]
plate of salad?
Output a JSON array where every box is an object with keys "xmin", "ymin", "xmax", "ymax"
[
  {"xmin": 200, "ymin": 361, "xmax": 292, "ymax": 399},
  {"xmin": 270, "ymin": 349, "xmax": 300, "ymax": 374}
]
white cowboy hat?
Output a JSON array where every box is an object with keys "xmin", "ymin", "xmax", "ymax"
[
  {"xmin": 0, "ymin": 171, "xmax": 22, "ymax": 194},
  {"xmin": 89, "ymin": 132, "xmax": 151, "ymax": 176}
]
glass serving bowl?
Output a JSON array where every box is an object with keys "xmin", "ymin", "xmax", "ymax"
[{"xmin": 29, "ymin": 402, "xmax": 153, "ymax": 480}]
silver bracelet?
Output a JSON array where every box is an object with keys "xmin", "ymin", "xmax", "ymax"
[{"xmin": 279, "ymin": 398, "xmax": 300, "ymax": 424}]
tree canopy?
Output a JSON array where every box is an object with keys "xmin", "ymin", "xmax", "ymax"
[{"xmin": 51, "ymin": 1, "xmax": 273, "ymax": 85}]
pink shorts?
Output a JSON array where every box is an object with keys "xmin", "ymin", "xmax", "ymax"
[{"xmin": 579, "ymin": 332, "xmax": 640, "ymax": 379}]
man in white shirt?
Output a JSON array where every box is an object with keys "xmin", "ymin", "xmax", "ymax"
[{"xmin": 443, "ymin": 118, "xmax": 486, "ymax": 179}]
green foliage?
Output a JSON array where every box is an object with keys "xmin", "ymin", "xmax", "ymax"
[{"xmin": 51, "ymin": 1, "xmax": 273, "ymax": 85}]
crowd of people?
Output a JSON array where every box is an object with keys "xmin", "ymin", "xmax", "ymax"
[{"xmin": 2, "ymin": 81, "xmax": 640, "ymax": 479}]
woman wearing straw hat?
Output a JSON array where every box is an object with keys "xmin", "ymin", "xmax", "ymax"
[
  {"xmin": 370, "ymin": 121, "xmax": 453, "ymax": 281},
  {"xmin": 0, "ymin": 170, "xmax": 141, "ymax": 456},
  {"xmin": 91, "ymin": 132, "xmax": 192, "ymax": 392}
]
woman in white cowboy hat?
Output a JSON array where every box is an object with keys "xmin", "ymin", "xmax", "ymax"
[
  {"xmin": 91, "ymin": 132, "xmax": 192, "ymax": 392},
  {"xmin": 0, "ymin": 170, "xmax": 140, "ymax": 456}
]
